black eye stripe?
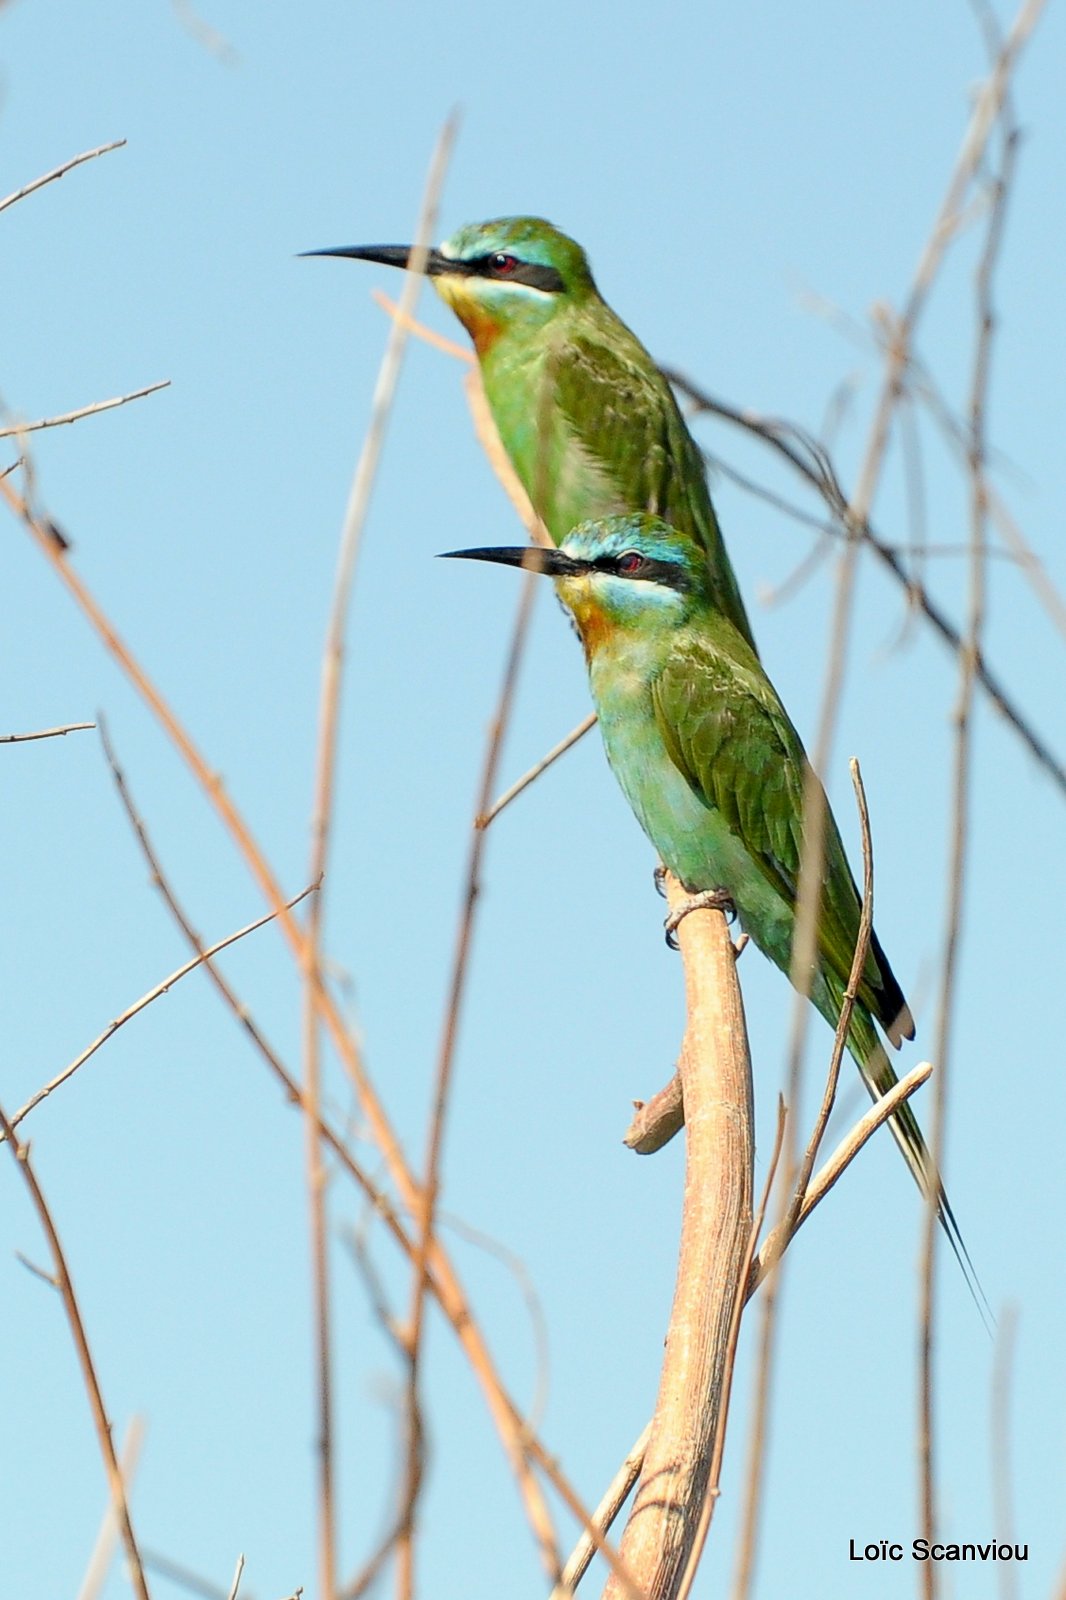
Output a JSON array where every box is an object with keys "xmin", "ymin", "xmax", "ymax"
[
  {"xmin": 468, "ymin": 254, "xmax": 566, "ymax": 293},
  {"xmin": 591, "ymin": 553, "xmax": 689, "ymax": 591}
]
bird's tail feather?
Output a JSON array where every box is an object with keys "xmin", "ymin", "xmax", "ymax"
[{"xmin": 845, "ymin": 1006, "xmax": 991, "ymax": 1329}]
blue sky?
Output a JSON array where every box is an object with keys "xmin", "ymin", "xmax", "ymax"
[{"xmin": 3, "ymin": 2, "xmax": 1064, "ymax": 1597}]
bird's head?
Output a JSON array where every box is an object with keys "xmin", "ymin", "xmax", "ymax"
[
  {"xmin": 304, "ymin": 216, "xmax": 596, "ymax": 355},
  {"xmin": 442, "ymin": 514, "xmax": 708, "ymax": 657}
]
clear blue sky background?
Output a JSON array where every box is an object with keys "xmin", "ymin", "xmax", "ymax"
[{"xmin": 3, "ymin": 3, "xmax": 1063, "ymax": 1597}]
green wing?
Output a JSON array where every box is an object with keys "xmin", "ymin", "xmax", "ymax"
[
  {"xmin": 553, "ymin": 331, "xmax": 756, "ymax": 653},
  {"xmin": 650, "ymin": 634, "xmax": 909, "ymax": 1038}
]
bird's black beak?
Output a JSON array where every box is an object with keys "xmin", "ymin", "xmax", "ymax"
[
  {"xmin": 300, "ymin": 244, "xmax": 459, "ymax": 277},
  {"xmin": 439, "ymin": 546, "xmax": 586, "ymax": 578}
]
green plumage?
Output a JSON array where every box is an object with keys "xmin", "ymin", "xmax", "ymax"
[
  {"xmin": 311, "ymin": 216, "xmax": 757, "ymax": 654},
  {"xmin": 445, "ymin": 514, "xmax": 980, "ymax": 1301}
]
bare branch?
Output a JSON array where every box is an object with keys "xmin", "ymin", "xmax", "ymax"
[
  {"xmin": 991, "ymin": 1306, "xmax": 1020, "ymax": 1600},
  {"xmin": 0, "ymin": 382, "xmax": 170, "ymax": 439},
  {"xmin": 748, "ymin": 1062, "xmax": 934, "ymax": 1291},
  {"xmin": 664, "ymin": 370, "xmax": 1066, "ymax": 798},
  {"xmin": 6, "ymin": 877, "xmax": 318, "ymax": 1135},
  {"xmin": 225, "ymin": 1554, "xmax": 245, "ymax": 1600},
  {"xmin": 602, "ymin": 880, "xmax": 754, "ymax": 1600},
  {"xmin": 920, "ymin": 17, "xmax": 1023, "ymax": 1586},
  {"xmin": 400, "ymin": 567, "xmax": 548, "ymax": 1591},
  {"xmin": 478, "ymin": 712, "xmax": 597, "ymax": 828},
  {"xmin": 675, "ymin": 1104, "xmax": 787, "ymax": 1600},
  {"xmin": 303, "ymin": 116, "xmax": 458, "ymax": 1600},
  {"xmin": 1, "ymin": 721, "xmax": 94, "ymax": 743},
  {"xmin": 77, "ymin": 1418, "xmax": 147, "ymax": 1600},
  {"xmin": 0, "ymin": 140, "xmax": 126, "ymax": 214},
  {"xmin": 0, "ymin": 1100, "xmax": 151, "ymax": 1600}
]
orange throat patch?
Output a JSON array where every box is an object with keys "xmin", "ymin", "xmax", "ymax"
[
  {"xmin": 436, "ymin": 278, "xmax": 503, "ymax": 357},
  {"xmin": 561, "ymin": 582, "xmax": 617, "ymax": 661}
]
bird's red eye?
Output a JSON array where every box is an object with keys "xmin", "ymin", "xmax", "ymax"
[
  {"xmin": 617, "ymin": 551, "xmax": 646, "ymax": 576},
  {"xmin": 491, "ymin": 252, "xmax": 518, "ymax": 275}
]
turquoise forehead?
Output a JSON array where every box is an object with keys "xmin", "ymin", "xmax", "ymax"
[
  {"xmin": 441, "ymin": 217, "xmax": 593, "ymax": 282},
  {"xmin": 563, "ymin": 514, "xmax": 703, "ymax": 570}
]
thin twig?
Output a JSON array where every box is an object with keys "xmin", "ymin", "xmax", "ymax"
[
  {"xmin": 477, "ymin": 712, "xmax": 598, "ymax": 828},
  {"xmin": 551, "ymin": 1431, "xmax": 651, "ymax": 1600},
  {"xmin": 371, "ymin": 291, "xmax": 473, "ymax": 363},
  {"xmin": 5, "ymin": 287, "xmax": 663, "ymax": 1595},
  {"xmin": 6, "ymin": 879, "xmax": 318, "ymax": 1135},
  {"xmin": 0, "ymin": 1100, "xmax": 151, "ymax": 1600},
  {"xmin": 141, "ymin": 1550, "xmax": 240, "ymax": 1600},
  {"xmin": 1, "ymin": 721, "xmax": 94, "ymax": 743},
  {"xmin": 75, "ymin": 605, "xmax": 581, "ymax": 1579},
  {"xmin": 787, "ymin": 760, "xmax": 875, "ymax": 1230},
  {"xmin": 225, "ymin": 1554, "xmax": 245, "ymax": 1600},
  {"xmin": 77, "ymin": 1416, "xmax": 146, "ymax": 1600},
  {"xmin": 920, "ymin": 24, "xmax": 1021, "ymax": 1591},
  {"xmin": 303, "ymin": 115, "xmax": 458, "ymax": 1600},
  {"xmin": 733, "ymin": 759, "xmax": 874, "ymax": 1600},
  {"xmin": 991, "ymin": 1305, "xmax": 1019, "ymax": 1600},
  {"xmin": 663, "ymin": 373, "xmax": 1066, "ymax": 797},
  {"xmin": 748, "ymin": 1062, "xmax": 934, "ymax": 1291},
  {"xmin": 0, "ymin": 140, "xmax": 126, "ymax": 214},
  {"xmin": 0, "ymin": 382, "xmax": 170, "ymax": 438},
  {"xmin": 400, "ymin": 567, "xmax": 544, "ymax": 1595}
]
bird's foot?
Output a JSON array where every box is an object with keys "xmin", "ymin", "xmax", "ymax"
[
  {"xmin": 652, "ymin": 863, "xmax": 668, "ymax": 899},
  {"xmin": 664, "ymin": 887, "xmax": 736, "ymax": 950}
]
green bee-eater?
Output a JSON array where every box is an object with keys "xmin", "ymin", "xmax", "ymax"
[
  {"xmin": 306, "ymin": 216, "xmax": 757, "ymax": 655},
  {"xmin": 443, "ymin": 513, "xmax": 977, "ymax": 1287}
]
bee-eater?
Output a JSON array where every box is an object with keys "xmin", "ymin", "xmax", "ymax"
[
  {"xmin": 305, "ymin": 217, "xmax": 758, "ymax": 655},
  {"xmin": 443, "ymin": 513, "xmax": 977, "ymax": 1288}
]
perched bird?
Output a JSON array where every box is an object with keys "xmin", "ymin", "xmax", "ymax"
[
  {"xmin": 443, "ymin": 512, "xmax": 978, "ymax": 1289},
  {"xmin": 305, "ymin": 216, "xmax": 758, "ymax": 655}
]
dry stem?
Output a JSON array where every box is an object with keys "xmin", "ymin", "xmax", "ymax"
[
  {"xmin": 0, "ymin": 1100, "xmax": 150, "ymax": 1600},
  {"xmin": 602, "ymin": 876, "xmax": 753, "ymax": 1600}
]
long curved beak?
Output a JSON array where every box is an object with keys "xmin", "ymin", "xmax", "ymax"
[
  {"xmin": 439, "ymin": 546, "xmax": 586, "ymax": 578},
  {"xmin": 300, "ymin": 244, "xmax": 461, "ymax": 277}
]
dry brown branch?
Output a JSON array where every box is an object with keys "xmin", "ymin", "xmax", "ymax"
[
  {"xmin": 675, "ymin": 1103, "xmax": 787, "ymax": 1600},
  {"xmin": 140, "ymin": 1550, "xmax": 240, "ymax": 1600},
  {"xmin": 1, "ymin": 720, "xmax": 94, "ymax": 742},
  {"xmin": 6, "ymin": 877, "xmax": 317, "ymax": 1135},
  {"xmin": 919, "ymin": 22, "xmax": 1020, "ymax": 1588},
  {"xmin": 303, "ymin": 117, "xmax": 457, "ymax": 1600},
  {"xmin": 399, "ymin": 570, "xmax": 545, "ymax": 1593},
  {"xmin": 786, "ymin": 759, "xmax": 874, "ymax": 1228},
  {"xmin": 478, "ymin": 711, "xmax": 598, "ymax": 829},
  {"xmin": 565, "ymin": 1058, "xmax": 933, "ymax": 1596},
  {"xmin": 733, "ymin": 757, "xmax": 874, "ymax": 1600},
  {"xmin": 0, "ymin": 382, "xmax": 170, "ymax": 438},
  {"xmin": 623, "ymin": 1073, "xmax": 685, "ymax": 1155},
  {"xmin": 552, "ymin": 1429, "xmax": 651, "ymax": 1599},
  {"xmin": 602, "ymin": 875, "xmax": 753, "ymax": 1600},
  {"xmin": 371, "ymin": 291, "xmax": 473, "ymax": 363},
  {"xmin": 77, "ymin": 1417, "xmax": 146, "ymax": 1600},
  {"xmin": 463, "ymin": 366, "xmax": 552, "ymax": 545},
  {"xmin": 662, "ymin": 372, "xmax": 1066, "ymax": 797},
  {"xmin": 0, "ymin": 139, "xmax": 126, "ymax": 214},
  {"xmin": 0, "ymin": 1098, "xmax": 150, "ymax": 1600},
  {"xmin": 21, "ymin": 493, "xmax": 591, "ymax": 1578},
  {"xmin": 748, "ymin": 1061, "xmax": 933, "ymax": 1291}
]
